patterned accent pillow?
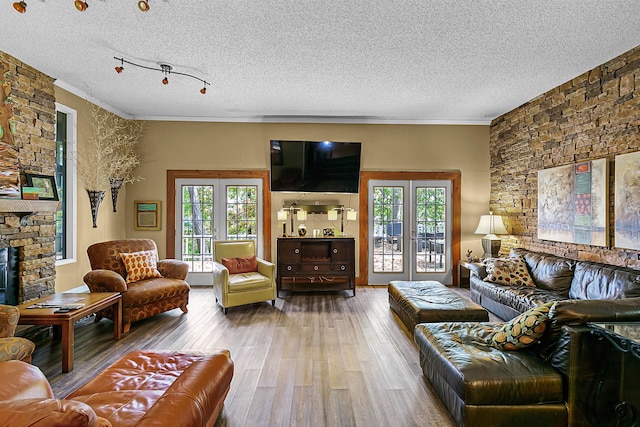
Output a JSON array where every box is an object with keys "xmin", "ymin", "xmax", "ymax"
[
  {"xmin": 120, "ymin": 250, "xmax": 163, "ymax": 284},
  {"xmin": 483, "ymin": 256, "xmax": 535, "ymax": 287},
  {"xmin": 222, "ymin": 256, "xmax": 258, "ymax": 274},
  {"xmin": 491, "ymin": 302, "xmax": 555, "ymax": 350}
]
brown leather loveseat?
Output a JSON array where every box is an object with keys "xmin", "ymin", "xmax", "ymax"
[
  {"xmin": 0, "ymin": 349, "xmax": 234, "ymax": 427},
  {"xmin": 84, "ymin": 239, "xmax": 191, "ymax": 333}
]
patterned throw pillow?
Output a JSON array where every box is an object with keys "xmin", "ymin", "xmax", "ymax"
[
  {"xmin": 221, "ymin": 256, "xmax": 258, "ymax": 274},
  {"xmin": 483, "ymin": 256, "xmax": 535, "ymax": 287},
  {"xmin": 491, "ymin": 302, "xmax": 555, "ymax": 350},
  {"xmin": 120, "ymin": 250, "xmax": 163, "ymax": 284}
]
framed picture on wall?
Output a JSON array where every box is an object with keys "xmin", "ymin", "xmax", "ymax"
[
  {"xmin": 134, "ymin": 200, "xmax": 161, "ymax": 231},
  {"xmin": 25, "ymin": 173, "xmax": 58, "ymax": 201}
]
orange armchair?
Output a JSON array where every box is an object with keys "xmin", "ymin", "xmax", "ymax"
[
  {"xmin": 83, "ymin": 239, "xmax": 190, "ymax": 333},
  {"xmin": 0, "ymin": 305, "xmax": 36, "ymax": 363}
]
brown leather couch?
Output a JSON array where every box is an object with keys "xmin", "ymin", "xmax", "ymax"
[
  {"xmin": 84, "ymin": 239, "xmax": 191, "ymax": 333},
  {"xmin": 0, "ymin": 349, "xmax": 234, "ymax": 427},
  {"xmin": 415, "ymin": 248, "xmax": 640, "ymax": 427},
  {"xmin": 470, "ymin": 248, "xmax": 640, "ymax": 320},
  {"xmin": 0, "ymin": 305, "xmax": 35, "ymax": 363}
]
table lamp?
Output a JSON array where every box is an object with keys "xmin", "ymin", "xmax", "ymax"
[{"xmin": 474, "ymin": 211, "xmax": 508, "ymax": 258}]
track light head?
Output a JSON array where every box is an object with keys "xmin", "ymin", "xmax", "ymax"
[
  {"xmin": 74, "ymin": 0, "xmax": 88, "ymax": 11},
  {"xmin": 115, "ymin": 66, "xmax": 124, "ymax": 74},
  {"xmin": 138, "ymin": 0, "xmax": 149, "ymax": 12},
  {"xmin": 200, "ymin": 87, "xmax": 207, "ymax": 94},
  {"xmin": 162, "ymin": 77, "xmax": 169, "ymax": 85},
  {"xmin": 13, "ymin": 1, "xmax": 27, "ymax": 13}
]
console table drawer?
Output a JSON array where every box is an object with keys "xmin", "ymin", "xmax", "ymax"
[
  {"xmin": 278, "ymin": 264, "xmax": 299, "ymax": 273},
  {"xmin": 300, "ymin": 263, "xmax": 332, "ymax": 273}
]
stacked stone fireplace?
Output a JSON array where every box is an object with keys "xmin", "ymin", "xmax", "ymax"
[{"xmin": 0, "ymin": 52, "xmax": 57, "ymax": 304}]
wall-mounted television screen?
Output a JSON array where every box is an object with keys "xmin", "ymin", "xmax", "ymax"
[{"xmin": 270, "ymin": 140, "xmax": 361, "ymax": 193}]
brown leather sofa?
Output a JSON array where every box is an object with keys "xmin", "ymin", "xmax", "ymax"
[
  {"xmin": 470, "ymin": 248, "xmax": 640, "ymax": 320},
  {"xmin": 0, "ymin": 349, "xmax": 234, "ymax": 427},
  {"xmin": 415, "ymin": 248, "xmax": 640, "ymax": 427},
  {"xmin": 0, "ymin": 305, "xmax": 35, "ymax": 363},
  {"xmin": 84, "ymin": 239, "xmax": 191, "ymax": 333}
]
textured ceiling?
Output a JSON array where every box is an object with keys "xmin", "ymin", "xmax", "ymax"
[{"xmin": 2, "ymin": 1, "xmax": 640, "ymax": 123}]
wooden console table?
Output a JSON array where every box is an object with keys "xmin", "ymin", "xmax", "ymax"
[
  {"xmin": 277, "ymin": 237, "xmax": 355, "ymax": 296},
  {"xmin": 18, "ymin": 292, "xmax": 122, "ymax": 372}
]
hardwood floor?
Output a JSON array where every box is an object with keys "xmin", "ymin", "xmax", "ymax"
[{"xmin": 32, "ymin": 286, "xmax": 455, "ymax": 427}]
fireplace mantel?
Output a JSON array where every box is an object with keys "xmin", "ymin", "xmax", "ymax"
[{"xmin": 0, "ymin": 199, "xmax": 61, "ymax": 225}]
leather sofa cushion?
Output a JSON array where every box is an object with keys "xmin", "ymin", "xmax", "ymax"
[
  {"xmin": 228, "ymin": 271, "xmax": 272, "ymax": 292},
  {"xmin": 123, "ymin": 277, "xmax": 190, "ymax": 307},
  {"xmin": 415, "ymin": 322, "xmax": 564, "ymax": 406},
  {"xmin": 569, "ymin": 261, "xmax": 640, "ymax": 300},
  {"xmin": 511, "ymin": 248, "xmax": 575, "ymax": 295},
  {"xmin": 470, "ymin": 277, "xmax": 564, "ymax": 314}
]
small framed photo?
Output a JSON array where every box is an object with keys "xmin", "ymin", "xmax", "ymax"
[
  {"xmin": 134, "ymin": 200, "xmax": 161, "ymax": 231},
  {"xmin": 25, "ymin": 174, "xmax": 58, "ymax": 201}
]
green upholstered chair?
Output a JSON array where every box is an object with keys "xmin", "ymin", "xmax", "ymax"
[
  {"xmin": 212, "ymin": 240, "xmax": 276, "ymax": 314},
  {"xmin": 0, "ymin": 305, "xmax": 36, "ymax": 363}
]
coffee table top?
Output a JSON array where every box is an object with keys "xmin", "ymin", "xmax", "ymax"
[{"xmin": 18, "ymin": 292, "xmax": 120, "ymax": 319}]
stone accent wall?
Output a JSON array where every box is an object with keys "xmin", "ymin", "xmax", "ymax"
[
  {"xmin": 0, "ymin": 51, "xmax": 57, "ymax": 302},
  {"xmin": 490, "ymin": 44, "xmax": 640, "ymax": 268}
]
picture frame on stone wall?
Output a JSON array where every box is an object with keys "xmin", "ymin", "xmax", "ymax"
[
  {"xmin": 25, "ymin": 173, "xmax": 58, "ymax": 201},
  {"xmin": 614, "ymin": 151, "xmax": 640, "ymax": 251}
]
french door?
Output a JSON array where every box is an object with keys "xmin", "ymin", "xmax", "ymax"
[
  {"xmin": 368, "ymin": 179, "xmax": 452, "ymax": 284},
  {"xmin": 174, "ymin": 178, "xmax": 263, "ymax": 285}
]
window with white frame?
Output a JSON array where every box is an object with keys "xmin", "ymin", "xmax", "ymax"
[{"xmin": 54, "ymin": 103, "xmax": 77, "ymax": 264}]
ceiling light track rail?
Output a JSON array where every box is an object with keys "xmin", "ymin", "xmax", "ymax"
[
  {"xmin": 13, "ymin": 0, "xmax": 153, "ymax": 13},
  {"xmin": 114, "ymin": 57, "xmax": 210, "ymax": 95}
]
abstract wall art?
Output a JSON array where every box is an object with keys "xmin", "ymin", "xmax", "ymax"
[
  {"xmin": 537, "ymin": 158, "xmax": 608, "ymax": 246},
  {"xmin": 614, "ymin": 151, "xmax": 640, "ymax": 250}
]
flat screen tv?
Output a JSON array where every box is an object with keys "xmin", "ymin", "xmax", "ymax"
[{"xmin": 270, "ymin": 140, "xmax": 361, "ymax": 193}]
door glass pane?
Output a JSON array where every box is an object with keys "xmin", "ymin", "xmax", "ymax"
[
  {"xmin": 180, "ymin": 185, "xmax": 214, "ymax": 272},
  {"xmin": 415, "ymin": 186, "xmax": 447, "ymax": 272},
  {"xmin": 373, "ymin": 186, "xmax": 404, "ymax": 273},
  {"xmin": 226, "ymin": 185, "xmax": 258, "ymax": 240}
]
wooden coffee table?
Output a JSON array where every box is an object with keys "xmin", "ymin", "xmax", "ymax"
[{"xmin": 17, "ymin": 292, "xmax": 122, "ymax": 373}]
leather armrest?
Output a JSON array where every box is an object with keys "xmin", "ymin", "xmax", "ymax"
[
  {"xmin": 256, "ymin": 259, "xmax": 275, "ymax": 280},
  {"xmin": 0, "ymin": 360, "xmax": 54, "ymax": 402},
  {"xmin": 83, "ymin": 270, "xmax": 127, "ymax": 293},
  {"xmin": 212, "ymin": 262, "xmax": 230, "ymax": 296},
  {"xmin": 158, "ymin": 259, "xmax": 189, "ymax": 280},
  {"xmin": 466, "ymin": 262, "xmax": 487, "ymax": 279},
  {"xmin": 549, "ymin": 297, "xmax": 640, "ymax": 325},
  {"xmin": 0, "ymin": 398, "xmax": 101, "ymax": 427}
]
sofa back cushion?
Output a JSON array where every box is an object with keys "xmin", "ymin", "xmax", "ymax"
[
  {"xmin": 569, "ymin": 261, "xmax": 640, "ymax": 300},
  {"xmin": 87, "ymin": 239, "xmax": 158, "ymax": 278},
  {"xmin": 511, "ymin": 248, "xmax": 575, "ymax": 296}
]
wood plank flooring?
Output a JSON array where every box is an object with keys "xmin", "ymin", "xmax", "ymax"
[{"xmin": 31, "ymin": 286, "xmax": 455, "ymax": 427}]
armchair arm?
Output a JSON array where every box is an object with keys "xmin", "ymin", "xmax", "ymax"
[
  {"xmin": 256, "ymin": 259, "xmax": 275, "ymax": 280},
  {"xmin": 550, "ymin": 297, "xmax": 640, "ymax": 325},
  {"xmin": 0, "ymin": 305, "xmax": 19, "ymax": 338},
  {"xmin": 212, "ymin": 261, "xmax": 229, "ymax": 302},
  {"xmin": 0, "ymin": 398, "xmax": 103, "ymax": 427},
  {"xmin": 83, "ymin": 270, "xmax": 127, "ymax": 293},
  {"xmin": 157, "ymin": 259, "xmax": 189, "ymax": 280}
]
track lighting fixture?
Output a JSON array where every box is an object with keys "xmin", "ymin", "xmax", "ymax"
[
  {"xmin": 11, "ymin": 0, "xmax": 149, "ymax": 12},
  {"xmin": 138, "ymin": 0, "xmax": 149, "ymax": 12},
  {"xmin": 74, "ymin": 0, "xmax": 88, "ymax": 11},
  {"xmin": 13, "ymin": 1, "xmax": 27, "ymax": 13},
  {"xmin": 113, "ymin": 57, "xmax": 210, "ymax": 94}
]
